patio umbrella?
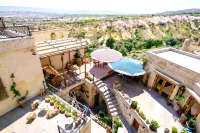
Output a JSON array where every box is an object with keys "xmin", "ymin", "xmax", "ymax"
[
  {"xmin": 91, "ymin": 48, "xmax": 122, "ymax": 62},
  {"xmin": 108, "ymin": 57, "xmax": 146, "ymax": 76}
]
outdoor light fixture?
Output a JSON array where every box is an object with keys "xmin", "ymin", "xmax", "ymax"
[{"xmin": 31, "ymin": 49, "xmax": 36, "ymax": 55}]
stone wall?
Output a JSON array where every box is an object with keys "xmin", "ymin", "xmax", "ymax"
[
  {"xmin": 113, "ymin": 89, "xmax": 151, "ymax": 133},
  {"xmin": 0, "ymin": 37, "xmax": 45, "ymax": 116},
  {"xmin": 146, "ymin": 48, "xmax": 200, "ymax": 96},
  {"xmin": 32, "ymin": 28, "xmax": 68, "ymax": 42}
]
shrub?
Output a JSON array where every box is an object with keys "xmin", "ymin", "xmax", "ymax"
[
  {"xmin": 146, "ymin": 119, "xmax": 150, "ymax": 124},
  {"xmin": 106, "ymin": 37, "xmax": 115, "ymax": 49},
  {"xmin": 131, "ymin": 101, "xmax": 138, "ymax": 109},
  {"xmin": 188, "ymin": 118, "xmax": 196, "ymax": 128},
  {"xmin": 150, "ymin": 120, "xmax": 160, "ymax": 131},
  {"xmin": 181, "ymin": 129, "xmax": 188, "ymax": 133},
  {"xmin": 124, "ymin": 42, "xmax": 134, "ymax": 52},
  {"xmin": 114, "ymin": 116, "xmax": 123, "ymax": 133},
  {"xmin": 144, "ymin": 40, "xmax": 163, "ymax": 49},
  {"xmin": 165, "ymin": 38, "xmax": 177, "ymax": 46},
  {"xmin": 172, "ymin": 126, "xmax": 178, "ymax": 133},
  {"xmin": 119, "ymin": 46, "xmax": 128, "ymax": 56},
  {"xmin": 139, "ymin": 111, "xmax": 146, "ymax": 119},
  {"xmin": 72, "ymin": 111, "xmax": 78, "ymax": 118},
  {"xmin": 136, "ymin": 106, "xmax": 140, "ymax": 112}
]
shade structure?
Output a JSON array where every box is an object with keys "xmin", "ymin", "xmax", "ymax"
[
  {"xmin": 91, "ymin": 48, "xmax": 122, "ymax": 62},
  {"xmin": 108, "ymin": 57, "xmax": 146, "ymax": 76}
]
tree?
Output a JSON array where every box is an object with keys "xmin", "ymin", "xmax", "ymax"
[
  {"xmin": 119, "ymin": 46, "xmax": 127, "ymax": 56},
  {"xmin": 106, "ymin": 37, "xmax": 115, "ymax": 49},
  {"xmin": 144, "ymin": 40, "xmax": 163, "ymax": 49},
  {"xmin": 165, "ymin": 38, "xmax": 177, "ymax": 46},
  {"xmin": 124, "ymin": 42, "xmax": 134, "ymax": 52}
]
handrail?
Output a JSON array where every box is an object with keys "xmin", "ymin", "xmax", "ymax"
[{"xmin": 0, "ymin": 26, "xmax": 31, "ymax": 39}]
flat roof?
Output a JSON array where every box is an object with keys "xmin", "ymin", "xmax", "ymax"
[
  {"xmin": 36, "ymin": 38, "xmax": 89, "ymax": 58},
  {"xmin": 154, "ymin": 49, "xmax": 200, "ymax": 74}
]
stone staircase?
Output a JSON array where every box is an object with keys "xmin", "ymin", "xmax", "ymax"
[{"xmin": 94, "ymin": 80, "xmax": 121, "ymax": 117}]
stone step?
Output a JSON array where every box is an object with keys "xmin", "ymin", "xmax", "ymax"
[
  {"xmin": 99, "ymin": 86, "xmax": 109, "ymax": 92},
  {"xmin": 111, "ymin": 111, "xmax": 121, "ymax": 117},
  {"xmin": 107, "ymin": 98, "xmax": 117, "ymax": 105},
  {"xmin": 104, "ymin": 96, "xmax": 115, "ymax": 102},
  {"xmin": 104, "ymin": 93, "xmax": 114, "ymax": 99},
  {"xmin": 109, "ymin": 107, "xmax": 120, "ymax": 113},
  {"xmin": 108, "ymin": 103, "xmax": 119, "ymax": 109},
  {"xmin": 96, "ymin": 83, "xmax": 106, "ymax": 88},
  {"xmin": 94, "ymin": 80, "xmax": 103, "ymax": 85}
]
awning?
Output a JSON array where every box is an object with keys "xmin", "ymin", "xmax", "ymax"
[{"xmin": 154, "ymin": 69, "xmax": 180, "ymax": 85}]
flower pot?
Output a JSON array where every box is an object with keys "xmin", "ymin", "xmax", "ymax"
[
  {"xmin": 76, "ymin": 58, "xmax": 82, "ymax": 66},
  {"xmin": 17, "ymin": 99, "xmax": 28, "ymax": 108},
  {"xmin": 167, "ymin": 99, "xmax": 173, "ymax": 106},
  {"xmin": 45, "ymin": 98, "xmax": 50, "ymax": 103},
  {"xmin": 106, "ymin": 127, "xmax": 111, "ymax": 133}
]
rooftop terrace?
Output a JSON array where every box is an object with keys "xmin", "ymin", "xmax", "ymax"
[{"xmin": 150, "ymin": 48, "xmax": 200, "ymax": 74}]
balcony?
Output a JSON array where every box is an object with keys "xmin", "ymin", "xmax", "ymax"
[{"xmin": 0, "ymin": 26, "xmax": 32, "ymax": 39}]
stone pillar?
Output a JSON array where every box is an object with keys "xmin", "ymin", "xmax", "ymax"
[
  {"xmin": 169, "ymin": 85, "xmax": 179, "ymax": 100},
  {"xmin": 181, "ymin": 39, "xmax": 192, "ymax": 52}
]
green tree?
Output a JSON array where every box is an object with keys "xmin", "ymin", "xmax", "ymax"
[
  {"xmin": 106, "ymin": 37, "xmax": 115, "ymax": 49},
  {"xmin": 119, "ymin": 46, "xmax": 128, "ymax": 56},
  {"xmin": 165, "ymin": 38, "xmax": 177, "ymax": 46},
  {"xmin": 124, "ymin": 42, "xmax": 134, "ymax": 52}
]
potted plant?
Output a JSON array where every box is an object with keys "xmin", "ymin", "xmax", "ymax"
[
  {"xmin": 54, "ymin": 101, "xmax": 61, "ymax": 109},
  {"xmin": 164, "ymin": 128, "xmax": 170, "ymax": 133},
  {"xmin": 146, "ymin": 119, "xmax": 150, "ymax": 124},
  {"xmin": 74, "ymin": 50, "xmax": 82, "ymax": 66},
  {"xmin": 17, "ymin": 91, "xmax": 29, "ymax": 107},
  {"xmin": 149, "ymin": 120, "xmax": 160, "ymax": 131},
  {"xmin": 65, "ymin": 107, "xmax": 71, "ymax": 117},
  {"xmin": 139, "ymin": 111, "xmax": 146, "ymax": 120},
  {"xmin": 181, "ymin": 129, "xmax": 188, "ymax": 133},
  {"xmin": 172, "ymin": 126, "xmax": 178, "ymax": 133},
  {"xmin": 45, "ymin": 94, "xmax": 51, "ymax": 103},
  {"xmin": 72, "ymin": 110, "xmax": 78, "ymax": 118},
  {"xmin": 50, "ymin": 96, "xmax": 56, "ymax": 106},
  {"xmin": 167, "ymin": 99, "xmax": 173, "ymax": 106},
  {"xmin": 136, "ymin": 106, "xmax": 140, "ymax": 112},
  {"xmin": 186, "ymin": 118, "xmax": 196, "ymax": 130},
  {"xmin": 174, "ymin": 95, "xmax": 185, "ymax": 101},
  {"xmin": 131, "ymin": 101, "xmax": 138, "ymax": 109},
  {"xmin": 59, "ymin": 104, "xmax": 66, "ymax": 113}
]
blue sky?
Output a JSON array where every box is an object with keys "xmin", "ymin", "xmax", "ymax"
[{"xmin": 0, "ymin": 0, "xmax": 200, "ymax": 14}]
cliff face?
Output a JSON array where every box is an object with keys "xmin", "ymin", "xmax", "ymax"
[{"xmin": 68, "ymin": 15, "xmax": 200, "ymax": 41}]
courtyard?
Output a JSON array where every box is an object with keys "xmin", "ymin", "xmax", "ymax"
[{"xmin": 103, "ymin": 74, "xmax": 185, "ymax": 131}]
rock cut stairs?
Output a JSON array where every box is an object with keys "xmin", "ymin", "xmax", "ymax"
[{"xmin": 94, "ymin": 80, "xmax": 121, "ymax": 117}]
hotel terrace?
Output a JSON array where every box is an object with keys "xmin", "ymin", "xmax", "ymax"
[{"xmin": 0, "ymin": 17, "xmax": 199, "ymax": 133}]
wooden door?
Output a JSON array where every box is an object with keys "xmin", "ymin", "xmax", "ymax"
[
  {"xmin": 94, "ymin": 93, "xmax": 99, "ymax": 106},
  {"xmin": 132, "ymin": 119, "xmax": 140, "ymax": 131}
]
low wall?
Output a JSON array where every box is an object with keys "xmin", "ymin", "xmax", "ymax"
[{"xmin": 113, "ymin": 89, "xmax": 151, "ymax": 133}]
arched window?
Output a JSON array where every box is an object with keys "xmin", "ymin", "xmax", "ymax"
[{"xmin": 50, "ymin": 32, "xmax": 56, "ymax": 40}]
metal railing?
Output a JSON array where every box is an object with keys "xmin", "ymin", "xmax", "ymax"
[{"xmin": 0, "ymin": 26, "xmax": 31, "ymax": 39}]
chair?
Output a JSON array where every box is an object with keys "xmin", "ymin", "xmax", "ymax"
[
  {"xmin": 26, "ymin": 112, "xmax": 36, "ymax": 121},
  {"xmin": 93, "ymin": 59, "xmax": 98, "ymax": 67}
]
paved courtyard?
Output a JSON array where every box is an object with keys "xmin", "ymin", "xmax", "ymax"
[{"xmin": 104, "ymin": 74, "xmax": 185, "ymax": 131}]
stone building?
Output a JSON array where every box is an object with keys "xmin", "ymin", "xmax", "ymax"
[
  {"xmin": 0, "ymin": 19, "xmax": 45, "ymax": 115},
  {"xmin": 146, "ymin": 48, "xmax": 200, "ymax": 119}
]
